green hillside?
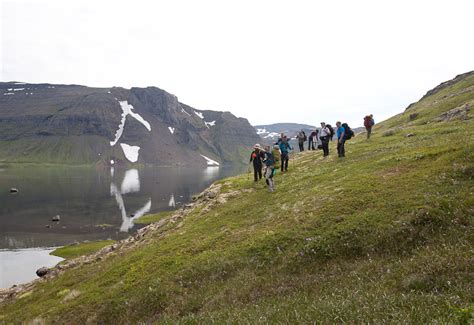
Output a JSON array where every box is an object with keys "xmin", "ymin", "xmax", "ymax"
[{"xmin": 0, "ymin": 73, "xmax": 473, "ymax": 323}]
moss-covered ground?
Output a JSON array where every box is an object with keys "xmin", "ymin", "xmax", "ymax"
[
  {"xmin": 0, "ymin": 74, "xmax": 473, "ymax": 323},
  {"xmin": 50, "ymin": 240, "xmax": 116, "ymax": 259}
]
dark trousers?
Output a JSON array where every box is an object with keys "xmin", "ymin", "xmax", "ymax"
[
  {"xmin": 366, "ymin": 127, "xmax": 372, "ymax": 139},
  {"xmin": 298, "ymin": 142, "xmax": 304, "ymax": 152},
  {"xmin": 308, "ymin": 139, "xmax": 315, "ymax": 150},
  {"xmin": 320, "ymin": 136, "xmax": 329, "ymax": 156},
  {"xmin": 281, "ymin": 152, "xmax": 289, "ymax": 171},
  {"xmin": 253, "ymin": 164, "xmax": 262, "ymax": 181},
  {"xmin": 337, "ymin": 139, "xmax": 346, "ymax": 157}
]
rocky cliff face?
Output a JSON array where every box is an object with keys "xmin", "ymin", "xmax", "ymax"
[{"xmin": 0, "ymin": 83, "xmax": 259, "ymax": 166}]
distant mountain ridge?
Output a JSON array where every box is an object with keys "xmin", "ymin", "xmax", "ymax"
[{"xmin": 0, "ymin": 82, "xmax": 260, "ymax": 166}]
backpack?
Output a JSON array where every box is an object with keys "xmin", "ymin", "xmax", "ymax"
[
  {"xmin": 342, "ymin": 123, "xmax": 354, "ymax": 140},
  {"xmin": 326, "ymin": 125, "xmax": 335, "ymax": 140},
  {"xmin": 302, "ymin": 131, "xmax": 307, "ymax": 142},
  {"xmin": 364, "ymin": 116, "xmax": 371, "ymax": 128}
]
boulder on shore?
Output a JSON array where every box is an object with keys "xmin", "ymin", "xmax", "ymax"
[
  {"xmin": 52, "ymin": 215, "xmax": 61, "ymax": 222},
  {"xmin": 36, "ymin": 267, "xmax": 49, "ymax": 277},
  {"xmin": 10, "ymin": 188, "xmax": 18, "ymax": 193}
]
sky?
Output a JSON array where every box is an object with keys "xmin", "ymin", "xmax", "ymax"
[{"xmin": 1, "ymin": 0, "xmax": 473, "ymax": 127}]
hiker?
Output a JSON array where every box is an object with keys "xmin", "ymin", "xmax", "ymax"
[
  {"xmin": 336, "ymin": 121, "xmax": 345, "ymax": 157},
  {"xmin": 249, "ymin": 144, "xmax": 265, "ymax": 181},
  {"xmin": 319, "ymin": 122, "xmax": 331, "ymax": 156},
  {"xmin": 308, "ymin": 129, "xmax": 318, "ymax": 150},
  {"xmin": 263, "ymin": 145, "xmax": 276, "ymax": 192},
  {"xmin": 272, "ymin": 144, "xmax": 281, "ymax": 173},
  {"xmin": 278, "ymin": 135, "xmax": 292, "ymax": 172},
  {"xmin": 275, "ymin": 132, "xmax": 285, "ymax": 146},
  {"xmin": 297, "ymin": 130, "xmax": 306, "ymax": 152},
  {"xmin": 364, "ymin": 114, "xmax": 375, "ymax": 139}
]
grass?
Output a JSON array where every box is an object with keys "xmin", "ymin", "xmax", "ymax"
[
  {"xmin": 0, "ymin": 73, "xmax": 473, "ymax": 323},
  {"xmin": 50, "ymin": 240, "xmax": 115, "ymax": 259},
  {"xmin": 134, "ymin": 211, "xmax": 174, "ymax": 225}
]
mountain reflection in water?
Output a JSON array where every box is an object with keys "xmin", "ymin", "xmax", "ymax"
[{"xmin": 0, "ymin": 165, "xmax": 244, "ymax": 249}]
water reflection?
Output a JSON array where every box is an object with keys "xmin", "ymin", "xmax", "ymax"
[
  {"xmin": 0, "ymin": 165, "xmax": 244, "ymax": 249},
  {"xmin": 110, "ymin": 169, "xmax": 151, "ymax": 232},
  {"xmin": 168, "ymin": 193, "xmax": 176, "ymax": 208}
]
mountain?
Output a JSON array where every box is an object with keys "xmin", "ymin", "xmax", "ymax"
[
  {"xmin": 0, "ymin": 82, "xmax": 260, "ymax": 166},
  {"xmin": 1, "ymin": 72, "xmax": 473, "ymax": 323},
  {"xmin": 254, "ymin": 123, "xmax": 316, "ymax": 143}
]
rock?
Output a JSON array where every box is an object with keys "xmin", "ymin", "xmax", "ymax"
[
  {"xmin": 406, "ymin": 133, "xmax": 416, "ymax": 137},
  {"xmin": 382, "ymin": 130, "xmax": 395, "ymax": 137},
  {"xmin": 45, "ymin": 225, "xmax": 51, "ymax": 228},
  {"xmin": 207, "ymin": 191, "xmax": 218, "ymax": 199},
  {"xmin": 9, "ymin": 188, "xmax": 18, "ymax": 193},
  {"xmin": 36, "ymin": 267, "xmax": 49, "ymax": 277},
  {"xmin": 432, "ymin": 103, "xmax": 470, "ymax": 122},
  {"xmin": 52, "ymin": 215, "xmax": 60, "ymax": 222},
  {"xmin": 129, "ymin": 214, "xmax": 135, "ymax": 218},
  {"xmin": 409, "ymin": 113, "xmax": 419, "ymax": 121}
]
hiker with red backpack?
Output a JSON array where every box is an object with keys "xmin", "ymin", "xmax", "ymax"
[
  {"xmin": 364, "ymin": 114, "xmax": 375, "ymax": 139},
  {"xmin": 249, "ymin": 144, "xmax": 265, "ymax": 182},
  {"xmin": 319, "ymin": 122, "xmax": 333, "ymax": 157}
]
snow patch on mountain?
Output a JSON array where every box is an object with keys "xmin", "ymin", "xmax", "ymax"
[
  {"xmin": 120, "ymin": 143, "xmax": 141, "ymax": 163},
  {"xmin": 110, "ymin": 100, "xmax": 151, "ymax": 146},
  {"xmin": 168, "ymin": 126, "xmax": 175, "ymax": 134},
  {"xmin": 205, "ymin": 121, "xmax": 216, "ymax": 128},
  {"xmin": 200, "ymin": 154, "xmax": 220, "ymax": 166},
  {"xmin": 194, "ymin": 111, "xmax": 204, "ymax": 119}
]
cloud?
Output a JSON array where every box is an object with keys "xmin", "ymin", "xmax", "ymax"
[{"xmin": 1, "ymin": 0, "xmax": 473, "ymax": 127}]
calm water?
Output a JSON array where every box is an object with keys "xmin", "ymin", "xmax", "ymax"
[{"xmin": 0, "ymin": 165, "xmax": 242, "ymax": 249}]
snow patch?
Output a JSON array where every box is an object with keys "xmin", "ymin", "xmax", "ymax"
[
  {"xmin": 110, "ymin": 100, "xmax": 151, "ymax": 146},
  {"xmin": 14, "ymin": 82, "xmax": 26, "ymax": 85},
  {"xmin": 264, "ymin": 132, "xmax": 279, "ymax": 139},
  {"xmin": 110, "ymin": 159, "xmax": 115, "ymax": 165},
  {"xmin": 256, "ymin": 128, "xmax": 267, "ymax": 135},
  {"xmin": 120, "ymin": 143, "xmax": 140, "ymax": 163},
  {"xmin": 13, "ymin": 88, "xmax": 24, "ymax": 91},
  {"xmin": 204, "ymin": 120, "xmax": 216, "ymax": 128},
  {"xmin": 107, "ymin": 91, "xmax": 111, "ymax": 94},
  {"xmin": 200, "ymin": 154, "xmax": 220, "ymax": 166},
  {"xmin": 3, "ymin": 93, "xmax": 14, "ymax": 96},
  {"xmin": 168, "ymin": 126, "xmax": 175, "ymax": 134},
  {"xmin": 181, "ymin": 107, "xmax": 191, "ymax": 116},
  {"xmin": 7, "ymin": 88, "xmax": 12, "ymax": 91},
  {"xmin": 194, "ymin": 111, "xmax": 204, "ymax": 119}
]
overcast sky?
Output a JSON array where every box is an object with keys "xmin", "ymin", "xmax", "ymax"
[{"xmin": 1, "ymin": 0, "xmax": 473, "ymax": 127}]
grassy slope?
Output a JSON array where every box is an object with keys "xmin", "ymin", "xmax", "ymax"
[{"xmin": 1, "ymin": 75, "xmax": 473, "ymax": 323}]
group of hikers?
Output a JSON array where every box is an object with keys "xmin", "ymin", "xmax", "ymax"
[{"xmin": 249, "ymin": 115, "xmax": 375, "ymax": 192}]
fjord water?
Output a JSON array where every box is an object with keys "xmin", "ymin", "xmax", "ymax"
[{"xmin": 0, "ymin": 165, "xmax": 242, "ymax": 287}]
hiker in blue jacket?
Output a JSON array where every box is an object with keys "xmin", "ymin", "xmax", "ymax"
[
  {"xmin": 278, "ymin": 135, "xmax": 292, "ymax": 172},
  {"xmin": 336, "ymin": 121, "xmax": 346, "ymax": 158},
  {"xmin": 263, "ymin": 145, "xmax": 276, "ymax": 192}
]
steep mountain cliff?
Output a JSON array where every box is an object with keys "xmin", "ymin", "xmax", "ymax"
[{"xmin": 0, "ymin": 83, "xmax": 259, "ymax": 166}]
